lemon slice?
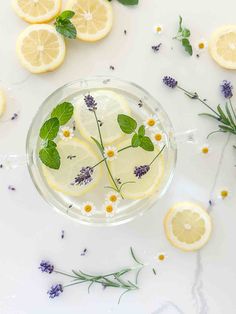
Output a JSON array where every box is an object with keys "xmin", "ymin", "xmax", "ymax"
[
  {"xmin": 0, "ymin": 89, "xmax": 6, "ymax": 118},
  {"xmin": 74, "ymin": 90, "xmax": 130, "ymax": 144},
  {"xmin": 164, "ymin": 202, "xmax": 212, "ymax": 252},
  {"xmin": 12, "ymin": 0, "xmax": 61, "ymax": 24},
  {"xmin": 109, "ymin": 139, "xmax": 165, "ymax": 199},
  {"xmin": 66, "ymin": 0, "xmax": 113, "ymax": 42},
  {"xmin": 42, "ymin": 138, "xmax": 102, "ymax": 196},
  {"xmin": 209, "ymin": 25, "xmax": 236, "ymax": 69},
  {"xmin": 16, "ymin": 24, "xmax": 66, "ymax": 74}
]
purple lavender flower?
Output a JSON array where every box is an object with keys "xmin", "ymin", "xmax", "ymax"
[
  {"xmin": 73, "ymin": 166, "xmax": 94, "ymax": 186},
  {"xmin": 39, "ymin": 260, "xmax": 54, "ymax": 274},
  {"xmin": 47, "ymin": 284, "xmax": 63, "ymax": 299},
  {"xmin": 134, "ymin": 165, "xmax": 150, "ymax": 179},
  {"xmin": 163, "ymin": 76, "xmax": 178, "ymax": 88},
  {"xmin": 151, "ymin": 43, "xmax": 162, "ymax": 53},
  {"xmin": 220, "ymin": 80, "xmax": 233, "ymax": 99},
  {"xmin": 84, "ymin": 94, "xmax": 97, "ymax": 111}
]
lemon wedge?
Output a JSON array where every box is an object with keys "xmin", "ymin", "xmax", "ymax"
[
  {"xmin": 209, "ymin": 25, "xmax": 236, "ymax": 69},
  {"xmin": 164, "ymin": 202, "xmax": 212, "ymax": 252},
  {"xmin": 12, "ymin": 0, "xmax": 61, "ymax": 24},
  {"xmin": 16, "ymin": 24, "xmax": 66, "ymax": 74},
  {"xmin": 109, "ymin": 139, "xmax": 165, "ymax": 199},
  {"xmin": 0, "ymin": 89, "xmax": 6, "ymax": 118},
  {"xmin": 74, "ymin": 90, "xmax": 130, "ymax": 145},
  {"xmin": 66, "ymin": 0, "xmax": 113, "ymax": 42},
  {"xmin": 42, "ymin": 138, "xmax": 102, "ymax": 196}
]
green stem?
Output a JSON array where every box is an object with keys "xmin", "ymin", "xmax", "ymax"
[
  {"xmin": 229, "ymin": 98, "xmax": 236, "ymax": 123},
  {"xmin": 149, "ymin": 145, "xmax": 166, "ymax": 167},
  {"xmin": 93, "ymin": 111, "xmax": 104, "ymax": 149},
  {"xmin": 118, "ymin": 145, "xmax": 132, "ymax": 153},
  {"xmin": 54, "ymin": 270, "xmax": 78, "ymax": 279}
]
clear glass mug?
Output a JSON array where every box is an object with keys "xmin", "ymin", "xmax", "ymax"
[{"xmin": 3, "ymin": 77, "xmax": 179, "ymax": 226}]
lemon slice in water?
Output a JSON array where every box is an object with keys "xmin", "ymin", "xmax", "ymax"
[
  {"xmin": 74, "ymin": 90, "xmax": 130, "ymax": 145},
  {"xmin": 164, "ymin": 202, "xmax": 212, "ymax": 252},
  {"xmin": 42, "ymin": 138, "xmax": 102, "ymax": 196},
  {"xmin": 109, "ymin": 139, "xmax": 165, "ymax": 199}
]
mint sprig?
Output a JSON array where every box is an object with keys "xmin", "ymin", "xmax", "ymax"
[
  {"xmin": 173, "ymin": 16, "xmax": 193, "ymax": 56},
  {"xmin": 51, "ymin": 102, "xmax": 74, "ymax": 125},
  {"xmin": 40, "ymin": 117, "xmax": 59, "ymax": 141},
  {"xmin": 39, "ymin": 141, "xmax": 60, "ymax": 170},
  {"xmin": 54, "ymin": 11, "xmax": 77, "ymax": 39},
  {"xmin": 108, "ymin": 0, "xmax": 139, "ymax": 5},
  {"xmin": 117, "ymin": 114, "xmax": 154, "ymax": 151}
]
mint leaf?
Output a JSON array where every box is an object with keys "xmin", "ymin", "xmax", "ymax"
[
  {"xmin": 59, "ymin": 10, "xmax": 75, "ymax": 20},
  {"xmin": 182, "ymin": 38, "xmax": 193, "ymax": 55},
  {"xmin": 51, "ymin": 102, "xmax": 74, "ymax": 125},
  {"xmin": 138, "ymin": 125, "xmax": 145, "ymax": 136},
  {"xmin": 40, "ymin": 118, "xmax": 59, "ymax": 140},
  {"xmin": 117, "ymin": 0, "xmax": 138, "ymax": 4},
  {"xmin": 182, "ymin": 28, "xmax": 190, "ymax": 37},
  {"xmin": 47, "ymin": 140, "xmax": 57, "ymax": 148},
  {"xmin": 117, "ymin": 114, "xmax": 137, "ymax": 134},
  {"xmin": 39, "ymin": 146, "xmax": 60, "ymax": 169},
  {"xmin": 140, "ymin": 136, "xmax": 154, "ymax": 151},
  {"xmin": 55, "ymin": 11, "xmax": 77, "ymax": 39},
  {"xmin": 131, "ymin": 134, "xmax": 141, "ymax": 147}
]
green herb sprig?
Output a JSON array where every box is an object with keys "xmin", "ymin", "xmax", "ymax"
[
  {"xmin": 54, "ymin": 11, "xmax": 77, "ymax": 39},
  {"xmin": 117, "ymin": 114, "xmax": 154, "ymax": 151},
  {"xmin": 173, "ymin": 16, "xmax": 193, "ymax": 56},
  {"xmin": 39, "ymin": 102, "xmax": 74, "ymax": 169},
  {"xmin": 108, "ymin": 0, "xmax": 139, "ymax": 5}
]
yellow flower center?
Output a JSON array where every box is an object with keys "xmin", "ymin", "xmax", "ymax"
[
  {"xmin": 158, "ymin": 254, "xmax": 165, "ymax": 261},
  {"xmin": 147, "ymin": 119, "xmax": 156, "ymax": 127},
  {"xmin": 198, "ymin": 42, "xmax": 205, "ymax": 49},
  {"xmin": 155, "ymin": 133, "xmax": 162, "ymax": 141},
  {"xmin": 156, "ymin": 26, "xmax": 162, "ymax": 32},
  {"xmin": 202, "ymin": 147, "xmax": 209, "ymax": 154},
  {"xmin": 106, "ymin": 205, "xmax": 113, "ymax": 213},
  {"xmin": 221, "ymin": 190, "xmax": 228, "ymax": 199},
  {"xmin": 107, "ymin": 150, "xmax": 115, "ymax": 158},
  {"xmin": 110, "ymin": 195, "xmax": 117, "ymax": 202},
  {"xmin": 63, "ymin": 130, "xmax": 71, "ymax": 138},
  {"xmin": 84, "ymin": 205, "xmax": 92, "ymax": 212}
]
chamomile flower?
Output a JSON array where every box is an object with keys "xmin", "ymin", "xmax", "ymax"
[
  {"xmin": 157, "ymin": 253, "xmax": 167, "ymax": 261},
  {"xmin": 80, "ymin": 202, "xmax": 96, "ymax": 217},
  {"xmin": 104, "ymin": 146, "xmax": 118, "ymax": 161},
  {"xmin": 144, "ymin": 115, "xmax": 159, "ymax": 129},
  {"xmin": 195, "ymin": 39, "xmax": 208, "ymax": 52},
  {"xmin": 103, "ymin": 202, "xmax": 116, "ymax": 217},
  {"xmin": 219, "ymin": 188, "xmax": 229, "ymax": 200},
  {"xmin": 59, "ymin": 126, "xmax": 74, "ymax": 141},
  {"xmin": 105, "ymin": 191, "xmax": 121, "ymax": 204},
  {"xmin": 154, "ymin": 24, "xmax": 163, "ymax": 34},
  {"xmin": 151, "ymin": 129, "xmax": 166, "ymax": 145},
  {"xmin": 200, "ymin": 144, "xmax": 209, "ymax": 155}
]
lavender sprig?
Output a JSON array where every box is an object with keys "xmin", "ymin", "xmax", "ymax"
[
  {"xmin": 84, "ymin": 94, "xmax": 97, "ymax": 111},
  {"xmin": 47, "ymin": 284, "xmax": 63, "ymax": 298},
  {"xmin": 72, "ymin": 166, "xmax": 94, "ymax": 186}
]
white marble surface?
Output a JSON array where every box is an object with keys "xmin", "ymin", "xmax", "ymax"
[{"xmin": 1, "ymin": 0, "xmax": 236, "ymax": 313}]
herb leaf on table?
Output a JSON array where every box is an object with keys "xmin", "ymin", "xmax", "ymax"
[
  {"xmin": 54, "ymin": 11, "xmax": 77, "ymax": 39},
  {"xmin": 173, "ymin": 16, "xmax": 193, "ymax": 56}
]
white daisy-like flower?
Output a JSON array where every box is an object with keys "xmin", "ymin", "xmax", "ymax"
[
  {"xmin": 151, "ymin": 129, "xmax": 166, "ymax": 145},
  {"xmin": 59, "ymin": 126, "xmax": 74, "ymax": 141},
  {"xmin": 80, "ymin": 202, "xmax": 96, "ymax": 217},
  {"xmin": 157, "ymin": 253, "xmax": 167, "ymax": 262},
  {"xmin": 103, "ymin": 202, "xmax": 117, "ymax": 217},
  {"xmin": 105, "ymin": 191, "xmax": 121, "ymax": 205},
  {"xmin": 218, "ymin": 188, "xmax": 229, "ymax": 200},
  {"xmin": 200, "ymin": 144, "xmax": 209, "ymax": 155},
  {"xmin": 144, "ymin": 115, "xmax": 159, "ymax": 129},
  {"xmin": 154, "ymin": 24, "xmax": 163, "ymax": 34},
  {"xmin": 195, "ymin": 39, "xmax": 208, "ymax": 52},
  {"xmin": 104, "ymin": 146, "xmax": 118, "ymax": 161}
]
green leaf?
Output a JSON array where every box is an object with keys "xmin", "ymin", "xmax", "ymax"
[
  {"xmin": 55, "ymin": 21, "xmax": 77, "ymax": 39},
  {"xmin": 182, "ymin": 28, "xmax": 190, "ymax": 37},
  {"xmin": 199, "ymin": 113, "xmax": 220, "ymax": 121},
  {"xmin": 217, "ymin": 105, "xmax": 230, "ymax": 125},
  {"xmin": 218, "ymin": 125, "xmax": 234, "ymax": 133},
  {"xmin": 117, "ymin": 0, "xmax": 138, "ymax": 5},
  {"xmin": 47, "ymin": 140, "xmax": 57, "ymax": 148},
  {"xmin": 182, "ymin": 39, "xmax": 192, "ymax": 55},
  {"xmin": 131, "ymin": 134, "xmax": 141, "ymax": 147},
  {"xmin": 138, "ymin": 125, "xmax": 145, "ymax": 137},
  {"xmin": 117, "ymin": 114, "xmax": 137, "ymax": 134},
  {"xmin": 178, "ymin": 15, "xmax": 183, "ymax": 32},
  {"xmin": 225, "ymin": 103, "xmax": 236, "ymax": 128},
  {"xmin": 51, "ymin": 102, "xmax": 74, "ymax": 125},
  {"xmin": 91, "ymin": 136, "xmax": 103, "ymax": 153},
  {"xmin": 39, "ymin": 146, "xmax": 60, "ymax": 169},
  {"xmin": 140, "ymin": 136, "xmax": 154, "ymax": 151},
  {"xmin": 39, "ymin": 117, "xmax": 59, "ymax": 140},
  {"xmin": 58, "ymin": 10, "xmax": 75, "ymax": 20}
]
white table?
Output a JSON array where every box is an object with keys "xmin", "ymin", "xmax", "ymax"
[{"xmin": 1, "ymin": 0, "xmax": 236, "ymax": 313}]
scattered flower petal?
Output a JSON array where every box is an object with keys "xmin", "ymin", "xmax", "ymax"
[
  {"xmin": 157, "ymin": 253, "xmax": 166, "ymax": 261},
  {"xmin": 144, "ymin": 115, "xmax": 159, "ymax": 129},
  {"xmin": 47, "ymin": 284, "xmax": 63, "ymax": 299},
  {"xmin": 105, "ymin": 191, "xmax": 121, "ymax": 204},
  {"xmin": 163, "ymin": 76, "xmax": 178, "ymax": 88},
  {"xmin": 59, "ymin": 126, "xmax": 74, "ymax": 141},
  {"xmin": 151, "ymin": 43, "xmax": 162, "ymax": 53},
  {"xmin": 195, "ymin": 39, "xmax": 208, "ymax": 52},
  {"xmin": 134, "ymin": 165, "xmax": 150, "ymax": 179},
  {"xmin": 104, "ymin": 146, "xmax": 118, "ymax": 161},
  {"xmin": 81, "ymin": 248, "xmax": 88, "ymax": 256},
  {"xmin": 39, "ymin": 260, "xmax": 54, "ymax": 274},
  {"xmin": 220, "ymin": 80, "xmax": 233, "ymax": 99},
  {"xmin": 219, "ymin": 189, "xmax": 229, "ymax": 199},
  {"xmin": 80, "ymin": 202, "xmax": 96, "ymax": 217},
  {"xmin": 8, "ymin": 185, "xmax": 16, "ymax": 191},
  {"xmin": 201, "ymin": 144, "xmax": 209, "ymax": 155},
  {"xmin": 154, "ymin": 24, "xmax": 163, "ymax": 34}
]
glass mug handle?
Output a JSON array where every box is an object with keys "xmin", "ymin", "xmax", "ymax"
[{"xmin": 175, "ymin": 128, "xmax": 198, "ymax": 143}]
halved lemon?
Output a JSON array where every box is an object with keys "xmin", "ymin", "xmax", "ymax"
[
  {"xmin": 12, "ymin": 0, "xmax": 61, "ymax": 24},
  {"xmin": 109, "ymin": 139, "xmax": 165, "ymax": 199},
  {"xmin": 164, "ymin": 202, "xmax": 212, "ymax": 252},
  {"xmin": 0, "ymin": 89, "xmax": 6, "ymax": 118},
  {"xmin": 16, "ymin": 24, "xmax": 66, "ymax": 74},
  {"xmin": 209, "ymin": 25, "xmax": 236, "ymax": 69},
  {"xmin": 42, "ymin": 138, "xmax": 102, "ymax": 196},
  {"xmin": 74, "ymin": 90, "xmax": 130, "ymax": 145},
  {"xmin": 66, "ymin": 0, "xmax": 113, "ymax": 42}
]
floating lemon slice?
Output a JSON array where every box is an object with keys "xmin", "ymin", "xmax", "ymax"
[
  {"xmin": 0, "ymin": 89, "xmax": 6, "ymax": 118},
  {"xmin": 42, "ymin": 138, "xmax": 102, "ymax": 196},
  {"xmin": 12, "ymin": 0, "xmax": 61, "ymax": 24},
  {"xmin": 74, "ymin": 90, "xmax": 130, "ymax": 145},
  {"xmin": 66, "ymin": 0, "xmax": 113, "ymax": 42},
  {"xmin": 16, "ymin": 24, "xmax": 66, "ymax": 74},
  {"xmin": 209, "ymin": 25, "xmax": 236, "ymax": 69},
  {"xmin": 164, "ymin": 202, "xmax": 212, "ymax": 252},
  {"xmin": 109, "ymin": 139, "xmax": 165, "ymax": 199}
]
